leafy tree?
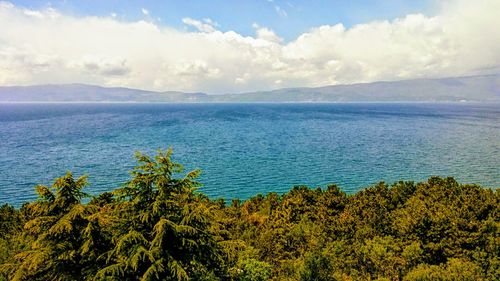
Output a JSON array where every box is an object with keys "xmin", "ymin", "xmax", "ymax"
[
  {"xmin": 299, "ymin": 252, "xmax": 331, "ymax": 281},
  {"xmin": 238, "ymin": 259, "xmax": 272, "ymax": 281},
  {"xmin": 404, "ymin": 258, "xmax": 485, "ymax": 280}
]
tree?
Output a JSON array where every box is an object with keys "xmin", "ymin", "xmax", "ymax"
[
  {"xmin": 4, "ymin": 172, "xmax": 109, "ymax": 281},
  {"xmin": 97, "ymin": 149, "xmax": 225, "ymax": 280}
]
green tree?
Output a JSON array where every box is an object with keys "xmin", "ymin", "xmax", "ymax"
[
  {"xmin": 238, "ymin": 259, "xmax": 272, "ymax": 281},
  {"xmin": 3, "ymin": 172, "xmax": 109, "ymax": 281},
  {"xmin": 96, "ymin": 149, "xmax": 225, "ymax": 280}
]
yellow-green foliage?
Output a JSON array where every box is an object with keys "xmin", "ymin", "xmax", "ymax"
[{"xmin": 0, "ymin": 149, "xmax": 498, "ymax": 280}]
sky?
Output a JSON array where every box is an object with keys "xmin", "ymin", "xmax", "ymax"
[{"xmin": 0, "ymin": 0, "xmax": 499, "ymax": 93}]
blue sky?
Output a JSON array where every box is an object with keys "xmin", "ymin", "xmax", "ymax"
[
  {"xmin": 1, "ymin": 0, "xmax": 499, "ymax": 93},
  {"xmin": 9, "ymin": 0, "xmax": 437, "ymax": 41}
]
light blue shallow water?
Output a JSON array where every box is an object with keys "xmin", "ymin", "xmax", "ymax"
[{"xmin": 0, "ymin": 103, "xmax": 498, "ymax": 206}]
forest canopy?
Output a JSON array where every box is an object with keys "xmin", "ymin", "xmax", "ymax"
[{"xmin": 0, "ymin": 149, "xmax": 498, "ymax": 280}]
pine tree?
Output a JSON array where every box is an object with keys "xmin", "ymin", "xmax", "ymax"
[
  {"xmin": 97, "ymin": 149, "xmax": 225, "ymax": 280},
  {"xmin": 5, "ymin": 172, "xmax": 109, "ymax": 281}
]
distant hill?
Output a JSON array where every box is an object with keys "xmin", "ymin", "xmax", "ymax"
[
  {"xmin": 0, "ymin": 84, "xmax": 208, "ymax": 102},
  {"xmin": 1, "ymin": 74, "xmax": 499, "ymax": 103}
]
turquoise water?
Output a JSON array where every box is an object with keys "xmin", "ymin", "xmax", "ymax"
[{"xmin": 0, "ymin": 103, "xmax": 498, "ymax": 206}]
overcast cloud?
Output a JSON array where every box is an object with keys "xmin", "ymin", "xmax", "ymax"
[{"xmin": 0, "ymin": 0, "xmax": 499, "ymax": 93}]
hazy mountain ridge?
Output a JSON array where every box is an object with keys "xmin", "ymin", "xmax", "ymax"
[
  {"xmin": 1, "ymin": 74, "xmax": 499, "ymax": 102},
  {"xmin": 0, "ymin": 84, "xmax": 208, "ymax": 102}
]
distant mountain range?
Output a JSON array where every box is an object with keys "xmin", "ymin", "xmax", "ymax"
[{"xmin": 0, "ymin": 74, "xmax": 499, "ymax": 103}]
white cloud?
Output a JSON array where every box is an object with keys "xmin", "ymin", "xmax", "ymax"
[
  {"xmin": 141, "ymin": 8, "xmax": 149, "ymax": 16},
  {"xmin": 203, "ymin": 18, "xmax": 219, "ymax": 27},
  {"xmin": 253, "ymin": 23, "xmax": 283, "ymax": 43},
  {"xmin": 182, "ymin": 17, "xmax": 217, "ymax": 33},
  {"xmin": 0, "ymin": 0, "xmax": 499, "ymax": 93},
  {"xmin": 275, "ymin": 6, "xmax": 287, "ymax": 17},
  {"xmin": 74, "ymin": 56, "xmax": 130, "ymax": 77}
]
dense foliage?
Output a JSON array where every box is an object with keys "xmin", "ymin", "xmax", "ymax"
[{"xmin": 0, "ymin": 149, "xmax": 498, "ymax": 280}]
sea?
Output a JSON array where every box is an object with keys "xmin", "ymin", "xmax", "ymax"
[{"xmin": 0, "ymin": 103, "xmax": 498, "ymax": 206}]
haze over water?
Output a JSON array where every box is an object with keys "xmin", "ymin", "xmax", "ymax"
[{"xmin": 0, "ymin": 102, "xmax": 498, "ymax": 206}]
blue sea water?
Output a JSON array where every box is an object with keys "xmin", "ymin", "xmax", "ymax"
[{"xmin": 0, "ymin": 103, "xmax": 498, "ymax": 206}]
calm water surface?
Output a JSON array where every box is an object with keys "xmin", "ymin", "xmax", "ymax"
[{"xmin": 0, "ymin": 103, "xmax": 498, "ymax": 206}]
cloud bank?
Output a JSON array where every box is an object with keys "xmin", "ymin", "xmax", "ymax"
[{"xmin": 0, "ymin": 0, "xmax": 499, "ymax": 93}]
